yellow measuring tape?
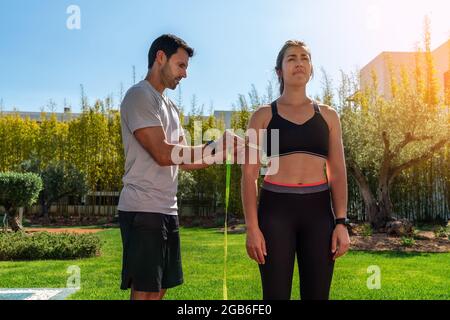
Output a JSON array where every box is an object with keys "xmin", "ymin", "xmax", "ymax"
[{"xmin": 223, "ymin": 150, "xmax": 231, "ymax": 300}]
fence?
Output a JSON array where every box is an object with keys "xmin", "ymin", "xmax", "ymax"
[{"xmin": 347, "ymin": 156, "xmax": 449, "ymax": 223}]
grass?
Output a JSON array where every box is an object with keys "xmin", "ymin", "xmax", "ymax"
[{"xmin": 0, "ymin": 227, "xmax": 449, "ymax": 300}]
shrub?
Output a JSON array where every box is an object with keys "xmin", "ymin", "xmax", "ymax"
[
  {"xmin": 0, "ymin": 231, "xmax": 102, "ymax": 261},
  {"xmin": 361, "ymin": 223, "xmax": 373, "ymax": 237},
  {"xmin": 400, "ymin": 236, "xmax": 416, "ymax": 247},
  {"xmin": 433, "ymin": 226, "xmax": 448, "ymax": 238}
]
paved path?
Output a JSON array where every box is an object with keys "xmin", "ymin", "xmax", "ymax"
[{"xmin": 0, "ymin": 288, "xmax": 79, "ymax": 300}]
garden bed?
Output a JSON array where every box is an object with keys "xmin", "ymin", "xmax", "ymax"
[
  {"xmin": 348, "ymin": 221, "xmax": 450, "ymax": 252},
  {"xmin": 350, "ymin": 233, "xmax": 450, "ymax": 253},
  {"xmin": 25, "ymin": 227, "xmax": 104, "ymax": 234},
  {"xmin": 25, "ymin": 215, "xmax": 118, "ymax": 227}
]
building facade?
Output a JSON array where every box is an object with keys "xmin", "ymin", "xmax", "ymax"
[{"xmin": 360, "ymin": 40, "xmax": 450, "ymax": 101}]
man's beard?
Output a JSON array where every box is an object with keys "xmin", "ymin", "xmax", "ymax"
[{"xmin": 161, "ymin": 64, "xmax": 177, "ymax": 90}]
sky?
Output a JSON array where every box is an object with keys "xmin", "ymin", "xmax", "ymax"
[{"xmin": 0, "ymin": 0, "xmax": 449, "ymax": 114}]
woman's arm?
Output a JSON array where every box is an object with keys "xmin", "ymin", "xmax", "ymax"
[
  {"xmin": 325, "ymin": 107, "xmax": 348, "ymax": 219},
  {"xmin": 324, "ymin": 106, "xmax": 350, "ymax": 260},
  {"xmin": 241, "ymin": 107, "xmax": 268, "ymax": 265}
]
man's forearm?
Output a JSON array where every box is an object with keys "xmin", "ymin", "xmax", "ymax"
[
  {"xmin": 159, "ymin": 143, "xmax": 215, "ymax": 166},
  {"xmin": 180, "ymin": 163, "xmax": 211, "ymax": 171}
]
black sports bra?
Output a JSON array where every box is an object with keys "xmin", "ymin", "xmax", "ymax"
[{"xmin": 263, "ymin": 100, "xmax": 329, "ymax": 159}]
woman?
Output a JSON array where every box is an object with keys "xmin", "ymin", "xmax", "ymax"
[{"xmin": 241, "ymin": 40, "xmax": 350, "ymax": 300}]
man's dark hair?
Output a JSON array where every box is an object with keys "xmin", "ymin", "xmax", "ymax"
[{"xmin": 148, "ymin": 34, "xmax": 194, "ymax": 69}]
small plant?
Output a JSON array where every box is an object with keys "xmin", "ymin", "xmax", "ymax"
[
  {"xmin": 434, "ymin": 226, "xmax": 448, "ymax": 238},
  {"xmin": 361, "ymin": 223, "xmax": 373, "ymax": 237},
  {"xmin": 401, "ymin": 236, "xmax": 416, "ymax": 247}
]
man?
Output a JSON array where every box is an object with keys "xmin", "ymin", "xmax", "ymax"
[{"xmin": 118, "ymin": 34, "xmax": 243, "ymax": 300}]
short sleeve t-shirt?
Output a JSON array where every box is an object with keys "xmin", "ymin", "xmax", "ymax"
[{"xmin": 118, "ymin": 80, "xmax": 184, "ymax": 215}]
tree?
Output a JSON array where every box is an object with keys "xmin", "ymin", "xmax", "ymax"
[
  {"xmin": 320, "ymin": 67, "xmax": 335, "ymax": 106},
  {"xmin": 46, "ymin": 99, "xmax": 57, "ymax": 113},
  {"xmin": 340, "ymin": 66, "xmax": 448, "ymax": 229},
  {"xmin": 422, "ymin": 15, "xmax": 439, "ymax": 109},
  {"xmin": 177, "ymin": 170, "xmax": 197, "ymax": 201},
  {"xmin": 80, "ymin": 84, "xmax": 88, "ymax": 112},
  {"xmin": 248, "ymin": 84, "xmax": 261, "ymax": 110},
  {"xmin": 20, "ymin": 158, "xmax": 88, "ymax": 221},
  {"xmin": 263, "ymin": 80, "xmax": 275, "ymax": 105},
  {"xmin": 0, "ymin": 172, "xmax": 43, "ymax": 232}
]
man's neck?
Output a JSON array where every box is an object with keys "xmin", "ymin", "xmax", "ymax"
[{"xmin": 145, "ymin": 70, "xmax": 165, "ymax": 94}]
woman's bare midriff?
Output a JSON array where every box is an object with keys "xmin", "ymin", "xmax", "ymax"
[{"xmin": 263, "ymin": 153, "xmax": 327, "ymax": 184}]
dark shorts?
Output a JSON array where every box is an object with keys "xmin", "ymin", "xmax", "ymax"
[{"xmin": 118, "ymin": 211, "xmax": 183, "ymax": 292}]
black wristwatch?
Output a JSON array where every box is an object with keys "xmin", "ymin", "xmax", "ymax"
[
  {"xmin": 205, "ymin": 140, "xmax": 216, "ymax": 155},
  {"xmin": 335, "ymin": 218, "xmax": 350, "ymax": 226}
]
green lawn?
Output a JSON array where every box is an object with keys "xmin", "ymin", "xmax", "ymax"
[{"xmin": 0, "ymin": 227, "xmax": 449, "ymax": 300}]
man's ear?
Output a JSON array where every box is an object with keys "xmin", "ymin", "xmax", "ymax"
[{"xmin": 155, "ymin": 50, "xmax": 167, "ymax": 66}]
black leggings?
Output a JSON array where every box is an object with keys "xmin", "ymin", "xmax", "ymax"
[{"xmin": 257, "ymin": 180, "xmax": 336, "ymax": 300}]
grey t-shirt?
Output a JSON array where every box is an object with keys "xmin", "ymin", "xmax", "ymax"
[{"xmin": 118, "ymin": 80, "xmax": 184, "ymax": 215}]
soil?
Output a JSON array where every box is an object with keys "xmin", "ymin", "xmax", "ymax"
[
  {"xmin": 350, "ymin": 233, "xmax": 450, "ymax": 253},
  {"xmin": 24, "ymin": 228, "xmax": 104, "ymax": 234}
]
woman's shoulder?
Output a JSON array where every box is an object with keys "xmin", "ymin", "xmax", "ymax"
[
  {"xmin": 316, "ymin": 102, "xmax": 336, "ymax": 113},
  {"xmin": 249, "ymin": 105, "xmax": 273, "ymax": 128},
  {"xmin": 317, "ymin": 103, "xmax": 340, "ymax": 129},
  {"xmin": 254, "ymin": 104, "xmax": 273, "ymax": 115}
]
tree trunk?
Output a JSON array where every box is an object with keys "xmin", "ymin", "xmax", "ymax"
[
  {"xmin": 6, "ymin": 209, "xmax": 23, "ymax": 232},
  {"xmin": 373, "ymin": 179, "xmax": 393, "ymax": 230},
  {"xmin": 355, "ymin": 181, "xmax": 388, "ymax": 231},
  {"xmin": 347, "ymin": 159, "xmax": 381, "ymax": 227},
  {"xmin": 40, "ymin": 199, "xmax": 51, "ymax": 224}
]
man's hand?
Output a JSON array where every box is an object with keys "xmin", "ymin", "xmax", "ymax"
[{"xmin": 213, "ymin": 129, "xmax": 245, "ymax": 164}]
